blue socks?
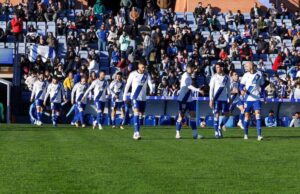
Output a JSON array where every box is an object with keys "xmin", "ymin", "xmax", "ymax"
[
  {"xmin": 133, "ymin": 115, "xmax": 140, "ymax": 132},
  {"xmin": 176, "ymin": 120, "xmax": 182, "ymax": 132},
  {"xmin": 256, "ymin": 115, "xmax": 262, "ymax": 136},
  {"xmin": 244, "ymin": 119, "xmax": 249, "ymax": 135},
  {"xmin": 239, "ymin": 112, "xmax": 244, "ymax": 122},
  {"xmin": 37, "ymin": 112, "xmax": 42, "ymax": 121},
  {"xmin": 97, "ymin": 112, "xmax": 102, "ymax": 125},
  {"xmin": 214, "ymin": 117, "xmax": 219, "ymax": 134},
  {"xmin": 79, "ymin": 111, "xmax": 84, "ymax": 125}
]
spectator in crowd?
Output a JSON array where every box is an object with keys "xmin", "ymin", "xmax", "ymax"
[
  {"xmin": 11, "ymin": 13, "xmax": 23, "ymax": 41},
  {"xmin": 234, "ymin": 10, "xmax": 244, "ymax": 26},
  {"xmin": 25, "ymin": 70, "xmax": 37, "ymax": 91},
  {"xmin": 250, "ymin": 2, "xmax": 262, "ymax": 19},
  {"xmin": 87, "ymin": 55, "xmax": 99, "ymax": 74},
  {"xmin": 96, "ymin": 24, "xmax": 108, "ymax": 51},
  {"xmin": 265, "ymin": 110, "xmax": 277, "ymax": 127},
  {"xmin": 44, "ymin": 0, "xmax": 57, "ymax": 22},
  {"xmin": 290, "ymin": 82, "xmax": 300, "ymax": 100},
  {"xmin": 93, "ymin": 0, "xmax": 106, "ymax": 17},
  {"xmin": 290, "ymin": 112, "xmax": 300, "ymax": 127}
]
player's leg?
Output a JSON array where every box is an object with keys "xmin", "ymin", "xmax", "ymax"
[
  {"xmin": 254, "ymin": 101, "xmax": 263, "ymax": 141},
  {"xmin": 71, "ymin": 105, "xmax": 78, "ymax": 126},
  {"xmin": 243, "ymin": 102, "xmax": 252, "ymax": 139},
  {"xmin": 219, "ymin": 101, "xmax": 230, "ymax": 134},
  {"xmin": 120, "ymin": 103, "xmax": 126, "ymax": 129},
  {"xmin": 96, "ymin": 101, "xmax": 104, "ymax": 130},
  {"xmin": 132, "ymin": 100, "xmax": 141, "ymax": 140},
  {"xmin": 77, "ymin": 102, "xmax": 86, "ymax": 127},
  {"xmin": 213, "ymin": 101, "xmax": 221, "ymax": 138},
  {"xmin": 51, "ymin": 103, "xmax": 56, "ymax": 126},
  {"xmin": 237, "ymin": 104, "xmax": 245, "ymax": 130},
  {"xmin": 111, "ymin": 100, "xmax": 116, "ymax": 128},
  {"xmin": 36, "ymin": 100, "xmax": 43, "ymax": 125},
  {"xmin": 175, "ymin": 101, "xmax": 184, "ymax": 139}
]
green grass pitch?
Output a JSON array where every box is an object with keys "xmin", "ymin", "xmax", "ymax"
[{"xmin": 0, "ymin": 124, "xmax": 299, "ymax": 194}]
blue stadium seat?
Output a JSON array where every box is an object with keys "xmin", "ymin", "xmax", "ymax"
[
  {"xmin": 205, "ymin": 115, "xmax": 214, "ymax": 127},
  {"xmin": 144, "ymin": 115, "xmax": 156, "ymax": 126},
  {"xmin": 159, "ymin": 115, "xmax": 171, "ymax": 125},
  {"xmin": 280, "ymin": 117, "xmax": 291, "ymax": 127}
]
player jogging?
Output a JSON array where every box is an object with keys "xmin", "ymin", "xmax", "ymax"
[
  {"xmin": 82, "ymin": 71, "xmax": 108, "ymax": 130},
  {"xmin": 229, "ymin": 71, "xmax": 245, "ymax": 130},
  {"xmin": 30, "ymin": 72, "xmax": 48, "ymax": 126},
  {"xmin": 109, "ymin": 72, "xmax": 126, "ymax": 129},
  {"xmin": 209, "ymin": 63, "xmax": 231, "ymax": 139},
  {"xmin": 71, "ymin": 76, "xmax": 89, "ymax": 128},
  {"xmin": 240, "ymin": 62, "xmax": 265, "ymax": 141},
  {"xmin": 44, "ymin": 76, "xmax": 67, "ymax": 127},
  {"xmin": 175, "ymin": 63, "xmax": 203, "ymax": 139},
  {"xmin": 123, "ymin": 59, "xmax": 154, "ymax": 140}
]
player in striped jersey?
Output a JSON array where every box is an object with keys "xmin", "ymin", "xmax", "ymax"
[
  {"xmin": 176, "ymin": 63, "xmax": 203, "ymax": 139},
  {"xmin": 240, "ymin": 62, "xmax": 265, "ymax": 141},
  {"xmin": 209, "ymin": 63, "xmax": 231, "ymax": 138},
  {"xmin": 109, "ymin": 72, "xmax": 126, "ymax": 129},
  {"xmin": 43, "ymin": 76, "xmax": 67, "ymax": 127},
  {"xmin": 123, "ymin": 59, "xmax": 154, "ymax": 140},
  {"xmin": 82, "ymin": 71, "xmax": 108, "ymax": 130},
  {"xmin": 71, "ymin": 76, "xmax": 89, "ymax": 128},
  {"xmin": 30, "ymin": 72, "xmax": 48, "ymax": 126},
  {"xmin": 229, "ymin": 71, "xmax": 245, "ymax": 130}
]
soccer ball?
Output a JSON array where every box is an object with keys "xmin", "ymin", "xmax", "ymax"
[
  {"xmin": 36, "ymin": 120, "xmax": 43, "ymax": 126},
  {"xmin": 200, "ymin": 121, "xmax": 206, "ymax": 128}
]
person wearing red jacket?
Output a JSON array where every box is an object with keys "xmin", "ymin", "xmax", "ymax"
[
  {"xmin": 272, "ymin": 52, "xmax": 285, "ymax": 71},
  {"xmin": 11, "ymin": 14, "xmax": 23, "ymax": 41}
]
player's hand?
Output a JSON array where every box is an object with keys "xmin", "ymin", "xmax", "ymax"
[
  {"xmin": 30, "ymin": 98, "xmax": 33, "ymax": 103},
  {"xmin": 64, "ymin": 98, "xmax": 68, "ymax": 103},
  {"xmin": 71, "ymin": 100, "xmax": 74, "ymax": 104},
  {"xmin": 209, "ymin": 100, "xmax": 213, "ymax": 109},
  {"xmin": 81, "ymin": 97, "xmax": 85, "ymax": 102},
  {"xmin": 43, "ymin": 101, "xmax": 46, "ymax": 106}
]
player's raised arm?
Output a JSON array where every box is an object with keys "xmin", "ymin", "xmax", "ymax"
[
  {"xmin": 209, "ymin": 75, "xmax": 216, "ymax": 108},
  {"xmin": 43, "ymin": 85, "xmax": 51, "ymax": 105},
  {"xmin": 82, "ymin": 82, "xmax": 94, "ymax": 100},
  {"xmin": 71, "ymin": 84, "xmax": 78, "ymax": 104},
  {"xmin": 226, "ymin": 76, "xmax": 231, "ymax": 99},
  {"xmin": 30, "ymin": 83, "xmax": 36, "ymax": 102},
  {"xmin": 123, "ymin": 72, "xmax": 133, "ymax": 101}
]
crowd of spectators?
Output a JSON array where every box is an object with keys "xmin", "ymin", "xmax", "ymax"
[{"xmin": 0, "ymin": 0, "xmax": 300, "ymax": 99}]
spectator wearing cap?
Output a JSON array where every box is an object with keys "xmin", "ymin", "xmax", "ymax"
[{"xmin": 265, "ymin": 110, "xmax": 277, "ymax": 127}]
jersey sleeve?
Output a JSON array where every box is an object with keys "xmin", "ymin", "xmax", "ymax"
[
  {"xmin": 44, "ymin": 84, "xmax": 51, "ymax": 102},
  {"xmin": 209, "ymin": 76, "xmax": 215, "ymax": 100},
  {"xmin": 123, "ymin": 72, "xmax": 133, "ymax": 101},
  {"xmin": 71, "ymin": 83, "xmax": 78, "ymax": 102},
  {"xmin": 30, "ymin": 83, "xmax": 36, "ymax": 99},
  {"xmin": 83, "ymin": 81, "xmax": 95, "ymax": 98}
]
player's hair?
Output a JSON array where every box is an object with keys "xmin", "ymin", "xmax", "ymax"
[
  {"xmin": 52, "ymin": 75, "xmax": 58, "ymax": 80},
  {"xmin": 229, "ymin": 70, "xmax": 237, "ymax": 76},
  {"xmin": 116, "ymin": 72, "xmax": 123, "ymax": 76},
  {"xmin": 99, "ymin": 70, "xmax": 106, "ymax": 74},
  {"xmin": 138, "ymin": 58, "xmax": 147, "ymax": 66}
]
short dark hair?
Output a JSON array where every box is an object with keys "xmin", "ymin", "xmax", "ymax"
[
  {"xmin": 116, "ymin": 72, "xmax": 123, "ymax": 76},
  {"xmin": 138, "ymin": 58, "xmax": 147, "ymax": 66}
]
